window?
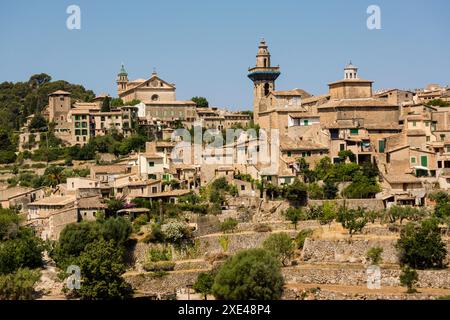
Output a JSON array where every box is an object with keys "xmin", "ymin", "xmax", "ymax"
[
  {"xmin": 411, "ymin": 157, "xmax": 416, "ymax": 164},
  {"xmin": 149, "ymin": 162, "xmax": 154, "ymax": 167},
  {"xmin": 287, "ymin": 151, "xmax": 292, "ymax": 157},
  {"xmin": 151, "ymin": 94, "xmax": 159, "ymax": 101},
  {"xmin": 75, "ymin": 129, "xmax": 81, "ymax": 135},
  {"xmin": 149, "ymin": 174, "xmax": 157, "ymax": 180},
  {"xmin": 350, "ymin": 128, "xmax": 359, "ymax": 135},
  {"xmin": 75, "ymin": 122, "xmax": 81, "ymax": 128},
  {"xmin": 60, "ymin": 97, "xmax": 65, "ymax": 101},
  {"xmin": 340, "ymin": 144, "xmax": 345, "ymax": 151},
  {"xmin": 82, "ymin": 115, "xmax": 87, "ymax": 120},
  {"xmin": 441, "ymin": 134, "xmax": 446, "ymax": 142},
  {"xmin": 264, "ymin": 83, "xmax": 270, "ymax": 96},
  {"xmin": 426, "ymin": 136, "xmax": 430, "ymax": 142},
  {"xmin": 101, "ymin": 116, "xmax": 105, "ymax": 121},
  {"xmin": 152, "ymin": 186, "xmax": 158, "ymax": 193},
  {"xmin": 81, "ymin": 129, "xmax": 87, "ymax": 136},
  {"xmin": 412, "ymin": 121, "xmax": 417, "ymax": 127},
  {"xmin": 303, "ymin": 120, "xmax": 309, "ymax": 126},
  {"xmin": 241, "ymin": 185, "xmax": 245, "ymax": 191},
  {"xmin": 81, "ymin": 122, "xmax": 87, "ymax": 128}
]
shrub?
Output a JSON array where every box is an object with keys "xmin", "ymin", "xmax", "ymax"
[
  {"xmin": 262, "ymin": 233, "xmax": 294, "ymax": 267},
  {"xmin": 400, "ymin": 266, "xmax": 419, "ymax": 293},
  {"xmin": 144, "ymin": 224, "xmax": 165, "ymax": 243},
  {"xmin": 220, "ymin": 218, "xmax": 238, "ymax": 233},
  {"xmin": 396, "ymin": 219, "xmax": 447, "ymax": 269},
  {"xmin": 253, "ymin": 224, "xmax": 272, "ymax": 233},
  {"xmin": 212, "ymin": 249, "xmax": 284, "ymax": 300},
  {"xmin": 147, "ymin": 247, "xmax": 171, "ymax": 262},
  {"xmin": 218, "ymin": 235, "xmax": 229, "ymax": 253},
  {"xmin": 132, "ymin": 214, "xmax": 149, "ymax": 233},
  {"xmin": 366, "ymin": 247, "xmax": 383, "ymax": 265},
  {"xmin": 295, "ymin": 229, "xmax": 313, "ymax": 249},
  {"xmin": 161, "ymin": 220, "xmax": 193, "ymax": 245},
  {"xmin": 143, "ymin": 261, "xmax": 175, "ymax": 272}
]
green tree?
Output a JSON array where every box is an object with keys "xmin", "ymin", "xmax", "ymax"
[
  {"xmin": 191, "ymin": 96, "xmax": 209, "ymax": 108},
  {"xmin": 337, "ymin": 207, "xmax": 367, "ymax": 236},
  {"xmin": 366, "ymin": 247, "xmax": 383, "ymax": 265},
  {"xmin": 282, "ymin": 179, "xmax": 308, "ymax": 205},
  {"xmin": 0, "ymin": 228, "xmax": 44, "ymax": 275},
  {"xmin": 284, "ymin": 207, "xmax": 303, "ymax": 229},
  {"xmin": 76, "ymin": 239, "xmax": 132, "ymax": 300},
  {"xmin": 101, "ymin": 96, "xmax": 111, "ymax": 112},
  {"xmin": 106, "ymin": 198, "xmax": 125, "ymax": 217},
  {"xmin": 43, "ymin": 166, "xmax": 65, "ymax": 187},
  {"xmin": 29, "ymin": 114, "xmax": 47, "ymax": 131},
  {"xmin": 319, "ymin": 201, "xmax": 337, "ymax": 226},
  {"xmin": 100, "ymin": 217, "xmax": 132, "ymax": 245},
  {"xmin": 212, "ymin": 249, "xmax": 284, "ymax": 300},
  {"xmin": 52, "ymin": 222, "xmax": 100, "ymax": 269},
  {"xmin": 193, "ymin": 271, "xmax": 215, "ymax": 300},
  {"xmin": 110, "ymin": 98, "xmax": 124, "ymax": 107},
  {"xmin": 0, "ymin": 268, "xmax": 41, "ymax": 300},
  {"xmin": 396, "ymin": 219, "xmax": 447, "ymax": 269},
  {"xmin": 0, "ymin": 209, "xmax": 20, "ymax": 241},
  {"xmin": 400, "ymin": 266, "xmax": 419, "ymax": 293},
  {"xmin": 262, "ymin": 233, "xmax": 294, "ymax": 267}
]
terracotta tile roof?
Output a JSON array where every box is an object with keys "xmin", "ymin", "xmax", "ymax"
[
  {"xmin": 272, "ymin": 88, "xmax": 312, "ymax": 97},
  {"xmin": 384, "ymin": 174, "xmax": 420, "ymax": 184},
  {"xmin": 91, "ymin": 165, "xmax": 128, "ymax": 174},
  {"xmin": 76, "ymin": 196, "xmax": 107, "ymax": 209},
  {"xmin": 29, "ymin": 195, "xmax": 76, "ymax": 206},
  {"xmin": 317, "ymin": 98, "xmax": 398, "ymax": 109},
  {"xmin": 49, "ymin": 90, "xmax": 70, "ymax": 96}
]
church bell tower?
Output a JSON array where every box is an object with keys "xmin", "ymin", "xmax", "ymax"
[{"xmin": 247, "ymin": 39, "xmax": 280, "ymax": 124}]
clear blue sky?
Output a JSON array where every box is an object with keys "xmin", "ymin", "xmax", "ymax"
[{"xmin": 1, "ymin": 0, "xmax": 449, "ymax": 110}]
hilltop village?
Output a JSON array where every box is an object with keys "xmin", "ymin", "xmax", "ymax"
[{"xmin": 1, "ymin": 40, "xmax": 450, "ymax": 300}]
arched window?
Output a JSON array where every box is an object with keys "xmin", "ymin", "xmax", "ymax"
[
  {"xmin": 151, "ymin": 94, "xmax": 159, "ymax": 101},
  {"xmin": 264, "ymin": 83, "xmax": 270, "ymax": 96},
  {"xmin": 264, "ymin": 58, "xmax": 267, "ymax": 67}
]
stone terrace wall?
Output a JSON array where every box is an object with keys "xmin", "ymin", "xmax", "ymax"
[
  {"xmin": 283, "ymin": 266, "xmax": 450, "ymax": 289},
  {"xmin": 302, "ymin": 238, "xmax": 450, "ymax": 265},
  {"xmin": 199, "ymin": 230, "xmax": 299, "ymax": 255},
  {"xmin": 308, "ymin": 199, "xmax": 385, "ymax": 211},
  {"xmin": 125, "ymin": 270, "xmax": 201, "ymax": 294},
  {"xmin": 302, "ymin": 239, "xmax": 399, "ymax": 264}
]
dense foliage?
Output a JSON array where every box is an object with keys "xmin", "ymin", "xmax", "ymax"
[
  {"xmin": 212, "ymin": 249, "xmax": 284, "ymax": 300},
  {"xmin": 396, "ymin": 219, "xmax": 447, "ymax": 269}
]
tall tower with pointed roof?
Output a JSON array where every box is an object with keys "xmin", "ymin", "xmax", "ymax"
[
  {"xmin": 248, "ymin": 39, "xmax": 280, "ymax": 124},
  {"xmin": 117, "ymin": 64, "xmax": 129, "ymax": 94}
]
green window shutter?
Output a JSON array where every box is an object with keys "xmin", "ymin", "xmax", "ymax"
[
  {"xmin": 350, "ymin": 129, "xmax": 359, "ymax": 135},
  {"xmin": 447, "ymin": 146, "xmax": 450, "ymax": 153},
  {"xmin": 287, "ymin": 151, "xmax": 292, "ymax": 157},
  {"xmin": 411, "ymin": 157, "xmax": 416, "ymax": 164},
  {"xmin": 379, "ymin": 140, "xmax": 385, "ymax": 153},
  {"xmin": 421, "ymin": 156, "xmax": 428, "ymax": 167},
  {"xmin": 303, "ymin": 120, "xmax": 309, "ymax": 126}
]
